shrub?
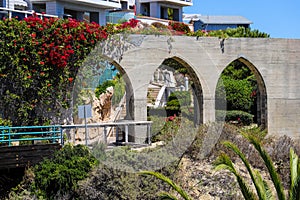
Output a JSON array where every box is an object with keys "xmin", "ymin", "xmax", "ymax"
[
  {"xmin": 95, "ymin": 80, "xmax": 115, "ymax": 98},
  {"xmin": 168, "ymin": 91, "xmax": 191, "ymax": 107},
  {"xmin": 193, "ymin": 27, "xmax": 270, "ymax": 38},
  {"xmin": 32, "ymin": 144, "xmax": 98, "ymax": 198},
  {"xmin": 151, "ymin": 22, "xmax": 168, "ymax": 29},
  {"xmin": 168, "ymin": 21, "xmax": 190, "ymax": 34},
  {"xmin": 0, "ymin": 16, "xmax": 108, "ymax": 126},
  {"xmin": 166, "ymin": 91, "xmax": 191, "ymax": 116},
  {"xmin": 216, "ymin": 110, "xmax": 253, "ymax": 125},
  {"xmin": 0, "ymin": 118, "xmax": 12, "ymax": 126}
]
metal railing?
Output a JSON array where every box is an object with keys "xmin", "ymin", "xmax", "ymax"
[
  {"xmin": 0, "ymin": 120, "xmax": 152, "ymax": 147},
  {"xmin": 0, "ymin": 125, "xmax": 62, "ymax": 146},
  {"xmin": 61, "ymin": 120, "xmax": 152, "ymax": 146}
]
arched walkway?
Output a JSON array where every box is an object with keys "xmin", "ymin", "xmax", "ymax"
[{"xmin": 101, "ymin": 35, "xmax": 300, "ymax": 140}]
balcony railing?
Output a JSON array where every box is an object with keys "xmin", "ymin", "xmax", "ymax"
[
  {"xmin": 139, "ymin": 0, "xmax": 193, "ymax": 6},
  {"xmin": 0, "ymin": 7, "xmax": 57, "ymax": 19}
]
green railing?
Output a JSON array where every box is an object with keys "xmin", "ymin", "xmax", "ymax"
[{"xmin": 0, "ymin": 125, "xmax": 63, "ymax": 147}]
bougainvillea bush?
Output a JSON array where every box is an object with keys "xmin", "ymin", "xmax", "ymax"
[
  {"xmin": 0, "ymin": 15, "xmax": 110, "ymax": 125},
  {"xmin": 0, "ymin": 15, "xmax": 268, "ymax": 126}
]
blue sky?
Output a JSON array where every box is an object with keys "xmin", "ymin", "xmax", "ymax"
[{"xmin": 183, "ymin": 0, "xmax": 300, "ymax": 39}]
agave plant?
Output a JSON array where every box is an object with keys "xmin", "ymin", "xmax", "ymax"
[
  {"xmin": 214, "ymin": 132, "xmax": 300, "ymax": 200},
  {"xmin": 140, "ymin": 171, "xmax": 192, "ymax": 200}
]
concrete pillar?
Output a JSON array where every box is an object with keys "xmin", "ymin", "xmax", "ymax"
[
  {"xmin": 203, "ymin": 98, "xmax": 215, "ymax": 123},
  {"xmin": 150, "ymin": 2, "xmax": 160, "ymax": 18},
  {"xmin": 99, "ymin": 9, "xmax": 106, "ymax": 25},
  {"xmin": 46, "ymin": 1, "xmax": 64, "ymax": 17},
  {"xmin": 177, "ymin": 8, "xmax": 183, "ymax": 22}
]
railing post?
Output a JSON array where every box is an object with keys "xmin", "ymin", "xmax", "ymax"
[
  {"xmin": 147, "ymin": 124, "xmax": 151, "ymax": 145},
  {"xmin": 124, "ymin": 124, "xmax": 128, "ymax": 143},
  {"xmin": 103, "ymin": 126, "xmax": 107, "ymax": 144},
  {"xmin": 60, "ymin": 127, "xmax": 64, "ymax": 146},
  {"xmin": 8, "ymin": 127, "xmax": 11, "ymax": 146},
  {"xmin": 115, "ymin": 126, "xmax": 119, "ymax": 143}
]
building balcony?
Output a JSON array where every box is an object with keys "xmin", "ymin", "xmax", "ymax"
[
  {"xmin": 30, "ymin": 0, "xmax": 121, "ymax": 9},
  {"xmin": 138, "ymin": 0, "xmax": 193, "ymax": 7}
]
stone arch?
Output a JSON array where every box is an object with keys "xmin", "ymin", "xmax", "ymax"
[
  {"xmin": 73, "ymin": 55, "xmax": 135, "ymax": 122},
  {"xmin": 238, "ymin": 57, "xmax": 267, "ymax": 129},
  {"xmin": 219, "ymin": 56, "xmax": 267, "ymax": 128},
  {"xmin": 165, "ymin": 56, "xmax": 204, "ymax": 125},
  {"xmin": 108, "ymin": 60, "xmax": 135, "ymax": 120}
]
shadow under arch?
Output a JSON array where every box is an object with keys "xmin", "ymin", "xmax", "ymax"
[
  {"xmin": 238, "ymin": 57, "xmax": 267, "ymax": 129},
  {"xmin": 109, "ymin": 60, "xmax": 135, "ymax": 120},
  {"xmin": 163, "ymin": 56, "xmax": 204, "ymax": 125},
  {"xmin": 218, "ymin": 56, "xmax": 267, "ymax": 129}
]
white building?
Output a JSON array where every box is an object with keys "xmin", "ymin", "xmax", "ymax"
[
  {"xmin": 136, "ymin": 0, "xmax": 192, "ymax": 22},
  {"xmin": 1, "ymin": 0, "xmax": 193, "ymax": 24}
]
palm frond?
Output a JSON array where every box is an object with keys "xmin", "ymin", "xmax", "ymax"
[
  {"xmin": 290, "ymin": 148, "xmax": 299, "ymax": 189},
  {"xmin": 289, "ymin": 175, "xmax": 300, "ymax": 200},
  {"xmin": 140, "ymin": 171, "xmax": 192, "ymax": 200},
  {"xmin": 253, "ymin": 169, "xmax": 275, "ymax": 200},
  {"xmin": 159, "ymin": 192, "xmax": 178, "ymax": 200},
  {"xmin": 289, "ymin": 148, "xmax": 300, "ymax": 200},
  {"xmin": 222, "ymin": 141, "xmax": 272, "ymax": 200},
  {"xmin": 214, "ymin": 153, "xmax": 257, "ymax": 200},
  {"xmin": 243, "ymin": 133, "xmax": 286, "ymax": 200}
]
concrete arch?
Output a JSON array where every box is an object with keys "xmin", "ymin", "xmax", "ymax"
[
  {"xmin": 104, "ymin": 35, "xmax": 300, "ymax": 140},
  {"xmin": 73, "ymin": 54, "xmax": 135, "ymax": 121},
  {"xmin": 237, "ymin": 56, "xmax": 268, "ymax": 129},
  {"xmin": 169, "ymin": 56, "xmax": 204, "ymax": 125},
  {"xmin": 219, "ymin": 56, "xmax": 268, "ymax": 128},
  {"xmin": 109, "ymin": 60, "xmax": 135, "ymax": 120}
]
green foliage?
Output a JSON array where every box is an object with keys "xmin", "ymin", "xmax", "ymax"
[
  {"xmin": 167, "ymin": 91, "xmax": 191, "ymax": 107},
  {"xmin": 76, "ymin": 142, "xmax": 182, "ymax": 199},
  {"xmin": 214, "ymin": 132, "xmax": 300, "ymax": 200},
  {"xmin": 151, "ymin": 22, "xmax": 168, "ymax": 29},
  {"xmin": 33, "ymin": 144, "xmax": 98, "ymax": 198},
  {"xmin": 168, "ymin": 21, "xmax": 191, "ymax": 34},
  {"xmin": 192, "ymin": 27, "xmax": 270, "ymax": 38},
  {"xmin": 161, "ymin": 58, "xmax": 188, "ymax": 75},
  {"xmin": 95, "ymin": 80, "xmax": 115, "ymax": 98},
  {"xmin": 216, "ymin": 75, "xmax": 254, "ymax": 112},
  {"xmin": 151, "ymin": 116, "xmax": 181, "ymax": 143},
  {"xmin": 111, "ymin": 74, "xmax": 126, "ymax": 106},
  {"xmin": 0, "ymin": 118, "xmax": 12, "ymax": 126},
  {"xmin": 166, "ymin": 91, "xmax": 191, "ymax": 117},
  {"xmin": 94, "ymin": 74, "xmax": 125, "ymax": 106},
  {"xmin": 216, "ymin": 110, "xmax": 254, "ymax": 125},
  {"xmin": 0, "ymin": 17, "xmax": 107, "ymax": 126}
]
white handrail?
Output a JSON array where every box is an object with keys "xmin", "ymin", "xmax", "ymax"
[{"xmin": 0, "ymin": 7, "xmax": 58, "ymax": 19}]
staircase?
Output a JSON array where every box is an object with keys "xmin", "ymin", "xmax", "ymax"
[{"xmin": 147, "ymin": 84, "xmax": 162, "ymax": 106}]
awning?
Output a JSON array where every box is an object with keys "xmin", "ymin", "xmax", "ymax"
[{"xmin": 14, "ymin": 0, "xmax": 28, "ymax": 7}]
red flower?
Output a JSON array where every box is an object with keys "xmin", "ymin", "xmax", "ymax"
[
  {"xmin": 40, "ymin": 61, "xmax": 45, "ymax": 65},
  {"xmin": 27, "ymin": 75, "xmax": 32, "ymax": 79},
  {"xmin": 20, "ymin": 47, "xmax": 24, "ymax": 51},
  {"xmin": 68, "ymin": 77, "xmax": 74, "ymax": 83}
]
